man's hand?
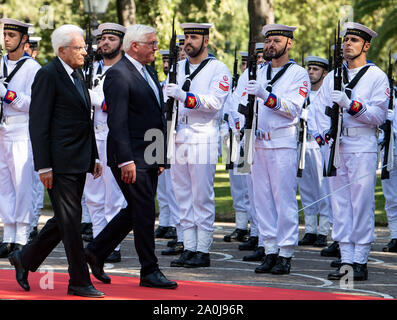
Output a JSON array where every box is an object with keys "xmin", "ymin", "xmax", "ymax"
[
  {"xmin": 166, "ymin": 83, "xmax": 186, "ymax": 103},
  {"xmin": 92, "ymin": 162, "xmax": 102, "ymax": 179},
  {"xmin": 246, "ymin": 80, "xmax": 269, "ymax": 101},
  {"xmin": 158, "ymin": 166, "xmax": 165, "ymax": 176},
  {"xmin": 121, "ymin": 162, "xmax": 136, "ymax": 184},
  {"xmin": 40, "ymin": 171, "xmax": 53, "ymax": 189},
  {"xmin": 331, "ymin": 90, "xmax": 351, "ymax": 109}
]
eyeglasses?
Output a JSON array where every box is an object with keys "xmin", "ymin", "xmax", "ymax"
[
  {"xmin": 64, "ymin": 46, "xmax": 87, "ymax": 52},
  {"xmin": 136, "ymin": 41, "xmax": 158, "ymax": 48}
]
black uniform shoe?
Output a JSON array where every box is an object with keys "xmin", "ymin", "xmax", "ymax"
[
  {"xmin": 167, "ymin": 238, "xmax": 178, "ymax": 247},
  {"xmin": 105, "ymin": 250, "xmax": 121, "ymax": 263},
  {"xmin": 28, "ymin": 227, "xmax": 38, "ymax": 243},
  {"xmin": 327, "ymin": 263, "xmax": 353, "ymax": 280},
  {"xmin": 81, "ymin": 223, "xmax": 93, "ymax": 242},
  {"xmin": 164, "ymin": 227, "xmax": 177, "ymax": 239},
  {"xmin": 238, "ymin": 236, "xmax": 258, "ymax": 251},
  {"xmin": 184, "ymin": 251, "xmax": 210, "ymax": 268},
  {"xmin": 271, "ymin": 256, "xmax": 291, "ymax": 275},
  {"xmin": 161, "ymin": 242, "xmax": 184, "ymax": 255},
  {"xmin": 85, "ymin": 248, "xmax": 111, "ymax": 284},
  {"xmin": 255, "ymin": 253, "xmax": 278, "ymax": 273},
  {"xmin": 298, "ymin": 233, "xmax": 317, "ymax": 246},
  {"xmin": 321, "ymin": 241, "xmax": 341, "ymax": 258},
  {"xmin": 313, "ymin": 234, "xmax": 328, "ymax": 247},
  {"xmin": 155, "ymin": 226, "xmax": 169, "ymax": 238},
  {"xmin": 140, "ymin": 270, "xmax": 178, "ymax": 289},
  {"xmin": 67, "ymin": 285, "xmax": 105, "ymax": 298},
  {"xmin": 243, "ymin": 246, "xmax": 265, "ymax": 261},
  {"xmin": 353, "ymin": 263, "xmax": 368, "ymax": 281},
  {"xmin": 8, "ymin": 250, "xmax": 30, "ymax": 291},
  {"xmin": 224, "ymin": 228, "xmax": 248, "ymax": 242},
  {"xmin": 382, "ymin": 239, "xmax": 397, "ymax": 253},
  {"xmin": 170, "ymin": 250, "xmax": 196, "ymax": 267},
  {"xmin": 0, "ymin": 242, "xmax": 14, "ymax": 258},
  {"xmin": 330, "ymin": 258, "xmax": 342, "ymax": 268}
]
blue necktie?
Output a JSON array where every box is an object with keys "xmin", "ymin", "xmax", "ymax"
[
  {"xmin": 142, "ymin": 66, "xmax": 160, "ymax": 106},
  {"xmin": 72, "ymin": 70, "xmax": 87, "ymax": 106}
]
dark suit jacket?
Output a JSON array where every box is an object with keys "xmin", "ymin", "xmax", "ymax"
[
  {"xmin": 29, "ymin": 56, "xmax": 98, "ymax": 174},
  {"xmin": 103, "ymin": 55, "xmax": 166, "ymax": 169}
]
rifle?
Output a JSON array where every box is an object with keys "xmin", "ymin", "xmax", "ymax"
[
  {"xmin": 297, "ymin": 98, "xmax": 308, "ymax": 177},
  {"xmin": 166, "ymin": 17, "xmax": 178, "ymax": 167},
  {"xmin": 324, "ymin": 22, "xmax": 343, "ymax": 177},
  {"xmin": 380, "ymin": 50, "xmax": 395, "ymax": 180},
  {"xmin": 328, "ymin": 40, "xmax": 333, "ymax": 72},
  {"xmin": 84, "ymin": 20, "xmax": 94, "ymax": 89},
  {"xmin": 237, "ymin": 39, "xmax": 257, "ymax": 173}
]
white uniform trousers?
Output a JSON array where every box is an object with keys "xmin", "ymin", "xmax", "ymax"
[
  {"xmin": 244, "ymin": 173, "xmax": 263, "ymax": 246},
  {"xmin": 328, "ymin": 152, "xmax": 377, "ymax": 264},
  {"xmin": 0, "ymin": 132, "xmax": 34, "ymax": 245},
  {"xmin": 252, "ymin": 148, "xmax": 299, "ymax": 258},
  {"xmin": 31, "ymin": 171, "xmax": 44, "ymax": 228},
  {"xmin": 156, "ymin": 171, "xmax": 170, "ymax": 227},
  {"xmin": 84, "ymin": 139, "xmax": 127, "ymax": 244},
  {"xmin": 381, "ymin": 155, "xmax": 397, "ymax": 239},
  {"xmin": 298, "ymin": 148, "xmax": 331, "ymax": 236},
  {"xmin": 229, "ymin": 169, "xmax": 249, "ymax": 230}
]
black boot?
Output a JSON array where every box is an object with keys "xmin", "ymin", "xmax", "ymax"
[
  {"xmin": 382, "ymin": 239, "xmax": 397, "ymax": 253},
  {"xmin": 313, "ymin": 234, "xmax": 328, "ymax": 247},
  {"xmin": 327, "ymin": 263, "xmax": 353, "ymax": 280},
  {"xmin": 321, "ymin": 241, "xmax": 341, "ymax": 257},
  {"xmin": 170, "ymin": 250, "xmax": 196, "ymax": 267},
  {"xmin": 164, "ymin": 227, "xmax": 177, "ymax": 239},
  {"xmin": 243, "ymin": 246, "xmax": 265, "ymax": 261},
  {"xmin": 105, "ymin": 250, "xmax": 121, "ymax": 263},
  {"xmin": 0, "ymin": 243, "xmax": 14, "ymax": 258},
  {"xmin": 167, "ymin": 238, "xmax": 178, "ymax": 247},
  {"xmin": 161, "ymin": 242, "xmax": 184, "ymax": 255},
  {"xmin": 238, "ymin": 236, "xmax": 258, "ymax": 251},
  {"xmin": 255, "ymin": 253, "xmax": 278, "ymax": 273},
  {"xmin": 271, "ymin": 256, "xmax": 292, "ymax": 275},
  {"xmin": 183, "ymin": 251, "xmax": 210, "ymax": 268},
  {"xmin": 154, "ymin": 226, "xmax": 169, "ymax": 238},
  {"xmin": 330, "ymin": 258, "xmax": 341, "ymax": 268},
  {"xmin": 353, "ymin": 263, "xmax": 368, "ymax": 281},
  {"xmin": 298, "ymin": 233, "xmax": 317, "ymax": 246},
  {"xmin": 224, "ymin": 228, "xmax": 248, "ymax": 242}
]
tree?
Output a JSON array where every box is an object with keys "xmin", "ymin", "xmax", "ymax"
[
  {"xmin": 248, "ymin": 0, "xmax": 274, "ymax": 42},
  {"xmin": 116, "ymin": 0, "xmax": 136, "ymax": 26}
]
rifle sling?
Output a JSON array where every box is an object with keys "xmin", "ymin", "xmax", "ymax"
[
  {"xmin": 266, "ymin": 62, "xmax": 293, "ymax": 92},
  {"xmin": 342, "ymin": 65, "xmax": 371, "ymax": 99},
  {"xmin": 3, "ymin": 58, "xmax": 28, "ymax": 89},
  {"xmin": 182, "ymin": 58, "xmax": 212, "ymax": 92}
]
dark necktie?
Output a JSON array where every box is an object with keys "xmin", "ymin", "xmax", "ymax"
[{"xmin": 71, "ymin": 70, "xmax": 87, "ymax": 105}]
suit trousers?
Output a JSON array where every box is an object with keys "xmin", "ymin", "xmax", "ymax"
[
  {"xmin": 20, "ymin": 173, "xmax": 92, "ymax": 287},
  {"xmin": 86, "ymin": 166, "xmax": 159, "ymax": 276}
]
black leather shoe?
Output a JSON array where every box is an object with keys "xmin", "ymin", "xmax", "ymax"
[
  {"xmin": 382, "ymin": 239, "xmax": 397, "ymax": 253},
  {"xmin": 353, "ymin": 263, "xmax": 368, "ymax": 281},
  {"xmin": 155, "ymin": 226, "xmax": 169, "ymax": 238},
  {"xmin": 321, "ymin": 241, "xmax": 341, "ymax": 258},
  {"xmin": 81, "ymin": 223, "xmax": 93, "ymax": 242},
  {"xmin": 243, "ymin": 246, "xmax": 265, "ymax": 261},
  {"xmin": 330, "ymin": 258, "xmax": 342, "ymax": 268},
  {"xmin": 327, "ymin": 263, "xmax": 353, "ymax": 280},
  {"xmin": 255, "ymin": 253, "xmax": 278, "ymax": 273},
  {"xmin": 105, "ymin": 250, "xmax": 121, "ymax": 263},
  {"xmin": 164, "ymin": 227, "xmax": 177, "ymax": 239},
  {"xmin": 313, "ymin": 234, "xmax": 328, "ymax": 247},
  {"xmin": 8, "ymin": 250, "xmax": 30, "ymax": 291},
  {"xmin": 170, "ymin": 250, "xmax": 196, "ymax": 267},
  {"xmin": 167, "ymin": 238, "xmax": 178, "ymax": 247},
  {"xmin": 224, "ymin": 228, "xmax": 248, "ymax": 242},
  {"xmin": 298, "ymin": 233, "xmax": 317, "ymax": 246},
  {"xmin": 140, "ymin": 270, "xmax": 178, "ymax": 289},
  {"xmin": 161, "ymin": 242, "xmax": 184, "ymax": 255},
  {"xmin": 184, "ymin": 251, "xmax": 210, "ymax": 268},
  {"xmin": 85, "ymin": 248, "xmax": 111, "ymax": 284},
  {"xmin": 67, "ymin": 285, "xmax": 105, "ymax": 298},
  {"xmin": 271, "ymin": 256, "xmax": 291, "ymax": 275},
  {"xmin": 238, "ymin": 236, "xmax": 258, "ymax": 251},
  {"xmin": 0, "ymin": 242, "xmax": 14, "ymax": 258}
]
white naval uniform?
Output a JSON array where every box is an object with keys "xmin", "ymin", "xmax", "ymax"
[
  {"xmin": 0, "ymin": 54, "xmax": 41, "ymax": 245},
  {"xmin": 298, "ymin": 90, "xmax": 332, "ymax": 236},
  {"xmin": 246, "ymin": 61, "xmax": 310, "ymax": 258},
  {"xmin": 31, "ymin": 171, "xmax": 44, "ymax": 228},
  {"xmin": 83, "ymin": 62, "xmax": 127, "ymax": 243},
  {"xmin": 311, "ymin": 62, "xmax": 388, "ymax": 264},
  {"xmin": 381, "ymin": 88, "xmax": 397, "ymax": 240},
  {"xmin": 166, "ymin": 57, "xmax": 231, "ymax": 253}
]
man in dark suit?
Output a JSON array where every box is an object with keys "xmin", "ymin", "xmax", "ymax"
[
  {"xmin": 84, "ymin": 24, "xmax": 177, "ymax": 289},
  {"xmin": 8, "ymin": 24, "xmax": 105, "ymax": 298}
]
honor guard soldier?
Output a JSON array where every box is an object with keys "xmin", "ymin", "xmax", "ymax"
[
  {"xmin": 166, "ymin": 22, "xmax": 231, "ymax": 268},
  {"xmin": 298, "ymin": 56, "xmax": 332, "ymax": 247},
  {"xmin": 245, "ymin": 24, "xmax": 310, "ymax": 274},
  {"xmin": 83, "ymin": 22, "xmax": 127, "ymax": 263},
  {"xmin": 312, "ymin": 22, "xmax": 388, "ymax": 281},
  {"xmin": 177, "ymin": 35, "xmax": 187, "ymax": 61},
  {"xmin": 0, "ymin": 18, "xmax": 41, "ymax": 257},
  {"xmin": 381, "ymin": 52, "xmax": 397, "ymax": 253},
  {"xmin": 24, "ymin": 36, "xmax": 41, "ymax": 60}
]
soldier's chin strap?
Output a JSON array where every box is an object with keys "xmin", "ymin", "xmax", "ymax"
[
  {"xmin": 347, "ymin": 41, "xmax": 367, "ymax": 61},
  {"xmin": 9, "ymin": 32, "xmax": 26, "ymax": 53},
  {"xmin": 271, "ymin": 39, "xmax": 289, "ymax": 60},
  {"xmin": 310, "ymin": 69, "xmax": 326, "ymax": 85},
  {"xmin": 189, "ymin": 36, "xmax": 205, "ymax": 58}
]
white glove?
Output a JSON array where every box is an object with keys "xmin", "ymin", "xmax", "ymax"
[
  {"xmin": 387, "ymin": 109, "xmax": 394, "ymax": 121},
  {"xmin": 300, "ymin": 108, "xmax": 308, "ymax": 121},
  {"xmin": 246, "ymin": 80, "xmax": 269, "ymax": 101},
  {"xmin": 0, "ymin": 82, "xmax": 7, "ymax": 97},
  {"xmin": 166, "ymin": 83, "xmax": 186, "ymax": 103},
  {"xmin": 331, "ymin": 90, "xmax": 351, "ymax": 109}
]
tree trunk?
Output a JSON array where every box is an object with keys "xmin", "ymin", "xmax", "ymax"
[
  {"xmin": 117, "ymin": 0, "xmax": 136, "ymax": 26},
  {"xmin": 248, "ymin": 0, "xmax": 274, "ymax": 42}
]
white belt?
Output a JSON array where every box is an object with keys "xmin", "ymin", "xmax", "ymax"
[
  {"xmin": 255, "ymin": 126, "xmax": 297, "ymax": 141},
  {"xmin": 342, "ymin": 127, "xmax": 377, "ymax": 137},
  {"xmin": 178, "ymin": 115, "xmax": 218, "ymax": 127},
  {"xmin": 94, "ymin": 123, "xmax": 107, "ymax": 133},
  {"xmin": 0, "ymin": 114, "xmax": 29, "ymax": 125}
]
